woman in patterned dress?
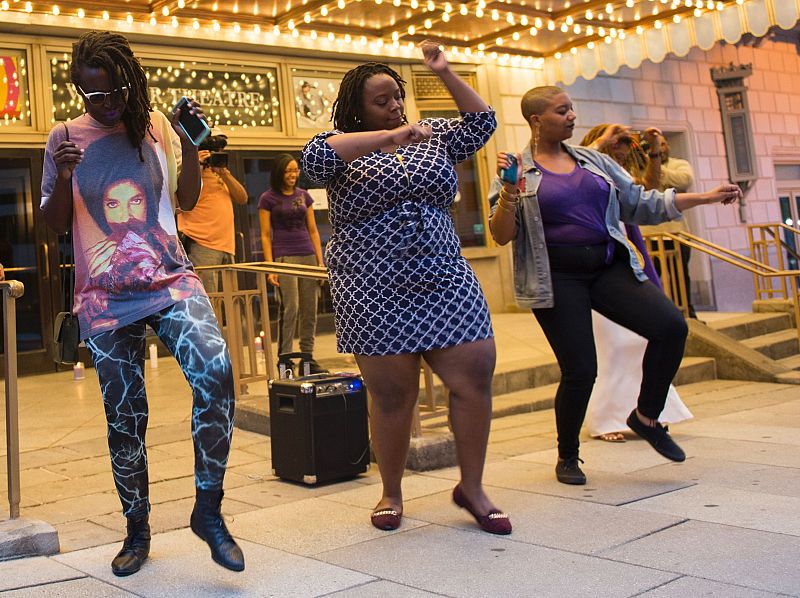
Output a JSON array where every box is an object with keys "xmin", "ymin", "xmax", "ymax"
[{"xmin": 301, "ymin": 41, "xmax": 510, "ymax": 535}]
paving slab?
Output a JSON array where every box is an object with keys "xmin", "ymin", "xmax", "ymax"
[
  {"xmin": 230, "ymin": 497, "xmax": 429, "ymax": 556},
  {"xmin": 710, "ymin": 403, "xmax": 800, "ymax": 429},
  {"xmin": 2, "ymin": 577, "xmax": 139, "ymax": 597},
  {"xmin": 54, "ymin": 519, "xmax": 122, "ymax": 553},
  {"xmin": 54, "ymin": 528, "xmax": 374, "ymax": 598},
  {"xmin": 403, "ymin": 486, "xmax": 685, "ymax": 555},
  {"xmin": 42, "ymin": 455, "xmax": 111, "ymax": 479},
  {"xmin": 21, "ymin": 470, "xmax": 116, "ymax": 508},
  {"xmin": 676, "ymin": 436, "xmax": 800, "ymax": 468},
  {"xmin": 328, "ymin": 580, "xmax": 440, "ymax": 597},
  {"xmin": 599, "ymin": 520, "xmax": 800, "ymax": 595},
  {"xmin": 485, "ymin": 433, "xmax": 555, "ymax": 458},
  {"xmin": 422, "ymin": 458, "xmax": 695, "ymax": 507},
  {"xmin": 21, "ymin": 491, "xmax": 121, "ymax": 526},
  {"xmin": 58, "ymin": 436, "xmax": 115, "ymax": 459},
  {"xmin": 635, "ymin": 457, "xmax": 800, "ymax": 498},
  {"xmin": 321, "ymin": 472, "xmax": 455, "ymax": 510},
  {"xmin": 145, "ymin": 423, "xmax": 193, "ymax": 446},
  {"xmin": 678, "ymin": 418, "xmax": 800, "ymax": 446},
  {"xmin": 319, "ymin": 524, "xmax": 678, "ymax": 598},
  {"xmin": 510, "ymin": 437, "xmax": 690, "ymax": 474},
  {"xmin": 624, "ymin": 483, "xmax": 800, "ymax": 536},
  {"xmin": 0, "ymin": 555, "xmax": 84, "ymax": 591},
  {"xmin": 639, "ymin": 576, "xmax": 788, "ymax": 598},
  {"xmin": 90, "ymin": 496, "xmax": 258, "ymax": 537},
  {"xmin": 15, "ymin": 446, "xmax": 85, "ymax": 470}
]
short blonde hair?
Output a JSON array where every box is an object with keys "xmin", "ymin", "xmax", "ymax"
[{"xmin": 520, "ymin": 86, "xmax": 564, "ymax": 122}]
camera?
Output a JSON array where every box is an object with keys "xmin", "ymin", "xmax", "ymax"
[{"xmin": 199, "ymin": 132, "xmax": 228, "ymax": 168}]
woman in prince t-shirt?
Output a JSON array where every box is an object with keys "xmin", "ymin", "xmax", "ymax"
[{"xmin": 40, "ymin": 31, "xmax": 243, "ymax": 577}]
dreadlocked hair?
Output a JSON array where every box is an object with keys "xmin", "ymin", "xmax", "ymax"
[
  {"xmin": 332, "ymin": 62, "xmax": 407, "ymax": 133},
  {"xmin": 70, "ymin": 31, "xmax": 154, "ymax": 161},
  {"xmin": 580, "ymin": 123, "xmax": 648, "ymax": 182}
]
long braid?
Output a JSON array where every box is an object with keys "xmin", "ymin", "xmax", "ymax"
[
  {"xmin": 70, "ymin": 31, "xmax": 154, "ymax": 161},
  {"xmin": 332, "ymin": 62, "xmax": 407, "ymax": 133}
]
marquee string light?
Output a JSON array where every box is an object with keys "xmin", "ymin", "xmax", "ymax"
[
  {"xmin": 0, "ymin": 0, "xmax": 789, "ymax": 100},
  {"xmin": 0, "ymin": 0, "xmax": 753, "ymax": 62}
]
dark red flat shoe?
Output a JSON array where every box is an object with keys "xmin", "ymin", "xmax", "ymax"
[
  {"xmin": 452, "ymin": 485, "xmax": 512, "ymax": 535},
  {"xmin": 370, "ymin": 508, "xmax": 402, "ymax": 531}
]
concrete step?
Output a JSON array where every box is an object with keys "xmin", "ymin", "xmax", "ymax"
[
  {"xmin": 707, "ymin": 312, "xmax": 794, "ymax": 341},
  {"xmin": 674, "ymin": 356, "xmax": 717, "ymax": 385},
  {"xmin": 420, "ymin": 356, "xmax": 716, "ymax": 431},
  {"xmin": 777, "ymin": 353, "xmax": 800, "ymax": 371},
  {"xmin": 741, "ymin": 329, "xmax": 800, "ymax": 360}
]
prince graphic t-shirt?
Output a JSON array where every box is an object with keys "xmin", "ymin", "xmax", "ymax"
[{"xmin": 41, "ymin": 110, "xmax": 205, "ymax": 340}]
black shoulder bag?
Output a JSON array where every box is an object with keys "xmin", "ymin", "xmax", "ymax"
[{"xmin": 53, "ymin": 123, "xmax": 80, "ymax": 365}]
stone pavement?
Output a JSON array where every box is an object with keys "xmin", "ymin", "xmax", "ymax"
[{"xmin": 1, "ymin": 313, "xmax": 799, "ymax": 596}]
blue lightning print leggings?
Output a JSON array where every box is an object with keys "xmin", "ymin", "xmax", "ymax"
[{"xmin": 85, "ymin": 295, "xmax": 235, "ymax": 518}]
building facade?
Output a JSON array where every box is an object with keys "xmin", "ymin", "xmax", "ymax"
[{"xmin": 0, "ymin": 3, "xmax": 799, "ymax": 373}]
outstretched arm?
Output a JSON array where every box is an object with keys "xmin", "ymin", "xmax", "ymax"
[{"xmin": 675, "ymin": 184, "xmax": 741, "ymax": 211}]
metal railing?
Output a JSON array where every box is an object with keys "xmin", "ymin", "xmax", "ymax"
[
  {"xmin": 197, "ymin": 261, "xmax": 327, "ymax": 401},
  {"xmin": 2, "ymin": 278, "xmax": 25, "ymax": 519},
  {"xmin": 644, "ymin": 228, "xmax": 800, "ymax": 342},
  {"xmin": 747, "ymin": 223, "xmax": 800, "ymax": 302},
  {"xmin": 198, "ymin": 261, "xmax": 443, "ymax": 437}
]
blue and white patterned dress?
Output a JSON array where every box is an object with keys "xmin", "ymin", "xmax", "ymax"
[{"xmin": 301, "ymin": 111, "xmax": 497, "ymax": 355}]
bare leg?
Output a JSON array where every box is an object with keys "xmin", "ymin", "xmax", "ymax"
[
  {"xmin": 355, "ymin": 353, "xmax": 421, "ymax": 514},
  {"xmin": 423, "ymin": 338, "xmax": 499, "ymax": 515}
]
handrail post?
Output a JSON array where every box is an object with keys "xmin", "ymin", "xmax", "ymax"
[
  {"xmin": 3, "ymin": 280, "xmax": 24, "ymax": 520},
  {"xmin": 220, "ymin": 268, "xmax": 242, "ymax": 403}
]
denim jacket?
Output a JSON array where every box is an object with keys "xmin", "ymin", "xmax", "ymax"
[{"xmin": 488, "ymin": 143, "xmax": 683, "ymax": 308}]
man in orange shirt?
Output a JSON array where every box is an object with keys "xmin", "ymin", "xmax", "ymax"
[{"xmin": 178, "ymin": 129, "xmax": 247, "ymax": 292}]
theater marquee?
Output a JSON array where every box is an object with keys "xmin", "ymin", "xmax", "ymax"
[{"xmin": 49, "ymin": 54, "xmax": 281, "ymax": 131}]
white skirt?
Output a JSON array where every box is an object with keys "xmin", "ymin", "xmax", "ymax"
[{"xmin": 586, "ymin": 311, "xmax": 693, "ymax": 436}]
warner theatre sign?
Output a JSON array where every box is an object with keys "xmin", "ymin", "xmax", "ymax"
[{"xmin": 49, "ymin": 55, "xmax": 281, "ymax": 130}]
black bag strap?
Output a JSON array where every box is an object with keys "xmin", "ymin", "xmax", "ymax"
[{"xmin": 61, "ymin": 123, "xmax": 75, "ymax": 313}]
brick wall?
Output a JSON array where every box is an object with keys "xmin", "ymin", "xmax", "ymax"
[{"xmin": 486, "ymin": 37, "xmax": 800, "ymax": 311}]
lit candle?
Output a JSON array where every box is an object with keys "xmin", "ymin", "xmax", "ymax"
[
  {"xmin": 149, "ymin": 343, "xmax": 159, "ymax": 369},
  {"xmin": 73, "ymin": 361, "xmax": 85, "ymax": 380},
  {"xmin": 254, "ymin": 336, "xmax": 263, "ymax": 353}
]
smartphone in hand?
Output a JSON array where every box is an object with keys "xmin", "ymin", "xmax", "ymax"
[
  {"xmin": 173, "ymin": 96, "xmax": 211, "ymax": 146},
  {"xmin": 500, "ymin": 153, "xmax": 518, "ymax": 184}
]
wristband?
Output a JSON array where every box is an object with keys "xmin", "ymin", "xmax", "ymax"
[
  {"xmin": 499, "ymin": 189, "xmax": 519, "ymax": 201},
  {"xmin": 498, "ymin": 197, "xmax": 518, "ymax": 211}
]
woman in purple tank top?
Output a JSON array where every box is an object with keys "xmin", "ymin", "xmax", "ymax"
[{"xmin": 488, "ymin": 86, "xmax": 741, "ymax": 486}]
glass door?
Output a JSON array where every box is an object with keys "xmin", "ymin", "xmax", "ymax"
[
  {"xmin": 227, "ymin": 150, "xmax": 335, "ymax": 329},
  {"xmin": 778, "ymin": 189, "xmax": 800, "ymax": 271},
  {"xmin": 0, "ymin": 150, "xmax": 62, "ymax": 375}
]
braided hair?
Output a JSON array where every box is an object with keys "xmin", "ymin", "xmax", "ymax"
[
  {"xmin": 580, "ymin": 123, "xmax": 647, "ymax": 182},
  {"xmin": 70, "ymin": 31, "xmax": 154, "ymax": 161},
  {"xmin": 332, "ymin": 62, "xmax": 407, "ymax": 133}
]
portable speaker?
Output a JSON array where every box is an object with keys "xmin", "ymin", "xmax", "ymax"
[{"xmin": 269, "ymin": 372, "xmax": 370, "ymax": 485}]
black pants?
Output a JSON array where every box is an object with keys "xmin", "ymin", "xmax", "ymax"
[{"xmin": 533, "ymin": 243, "xmax": 688, "ymax": 460}]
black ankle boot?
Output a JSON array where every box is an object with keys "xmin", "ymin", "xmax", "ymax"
[
  {"xmin": 111, "ymin": 514, "xmax": 151, "ymax": 577},
  {"xmin": 190, "ymin": 489, "xmax": 245, "ymax": 572}
]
